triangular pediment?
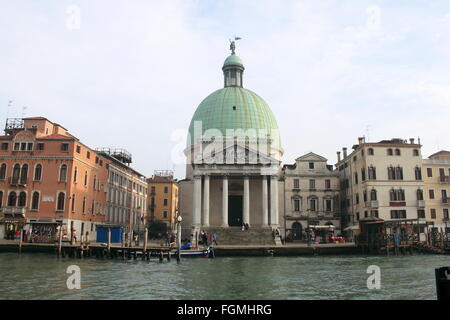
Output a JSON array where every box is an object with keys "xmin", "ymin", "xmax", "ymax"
[{"xmin": 295, "ymin": 152, "xmax": 327, "ymax": 162}]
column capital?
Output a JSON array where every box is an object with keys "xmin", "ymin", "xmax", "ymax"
[{"xmin": 193, "ymin": 174, "xmax": 202, "ymax": 179}]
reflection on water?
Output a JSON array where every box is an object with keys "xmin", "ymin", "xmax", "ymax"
[{"xmin": 0, "ymin": 253, "xmax": 448, "ymax": 300}]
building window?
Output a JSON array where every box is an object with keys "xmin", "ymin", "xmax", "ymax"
[
  {"xmin": 0, "ymin": 191, "xmax": 2, "ymax": 207},
  {"xmin": 76, "ymin": 145, "xmax": 81, "ymax": 153},
  {"xmin": 0, "ymin": 163, "xmax": 6, "ymax": 180},
  {"xmin": 417, "ymin": 189, "xmax": 424, "ymax": 200},
  {"xmin": 390, "ymin": 210, "xmax": 406, "ymax": 219},
  {"xmin": 34, "ymin": 164, "xmax": 42, "ymax": 181},
  {"xmin": 61, "ymin": 143, "xmax": 69, "ymax": 152},
  {"xmin": 387, "ymin": 149, "xmax": 393, "ymax": 156},
  {"xmin": 36, "ymin": 143, "xmax": 44, "ymax": 151},
  {"xmin": 388, "ymin": 166, "xmax": 403, "ymax": 180},
  {"xmin": 415, "ymin": 167, "xmax": 422, "ymax": 180},
  {"xmin": 95, "ymin": 156, "xmax": 99, "ymax": 164},
  {"xmin": 395, "ymin": 149, "xmax": 401, "ymax": 156},
  {"xmin": 1, "ymin": 142, "xmax": 8, "ymax": 150},
  {"xmin": 371, "ymin": 210, "xmax": 379, "ymax": 218},
  {"xmin": 84, "ymin": 171, "xmax": 88, "ymax": 186},
  {"xmin": 325, "ymin": 199, "xmax": 332, "ymax": 212},
  {"xmin": 31, "ymin": 191, "xmax": 40, "ymax": 210},
  {"xmin": 354, "ymin": 172, "xmax": 358, "ymax": 184},
  {"xmin": 309, "ymin": 179, "xmax": 315, "ymax": 190},
  {"xmin": 163, "ymin": 210, "xmax": 168, "ymax": 219},
  {"xmin": 93, "ymin": 175, "xmax": 97, "ymax": 190},
  {"xmin": 59, "ymin": 164, "xmax": 67, "ymax": 182},
  {"xmin": 163, "ymin": 198, "xmax": 168, "ymax": 206},
  {"xmin": 429, "ymin": 189, "xmax": 435, "ymax": 199},
  {"xmin": 368, "ymin": 166, "xmax": 376, "ymax": 180},
  {"xmin": 325, "ymin": 179, "xmax": 331, "ymax": 189},
  {"xmin": 413, "ymin": 149, "xmax": 419, "ymax": 156},
  {"xmin": 309, "ymin": 198, "xmax": 317, "ymax": 211},
  {"xmin": 418, "ymin": 209, "xmax": 425, "ymax": 219},
  {"xmin": 8, "ymin": 191, "xmax": 17, "ymax": 206},
  {"xmin": 370, "ymin": 189, "xmax": 377, "ymax": 201},
  {"xmin": 309, "ymin": 162, "xmax": 314, "ymax": 169},
  {"xmin": 430, "ymin": 208, "xmax": 436, "ymax": 219},
  {"xmin": 71, "ymin": 194, "xmax": 76, "ymax": 212},
  {"xmin": 164, "ymin": 186, "xmax": 168, "ymax": 194},
  {"xmin": 363, "ymin": 190, "xmax": 367, "ymax": 202},
  {"xmin": 12, "ymin": 164, "xmax": 20, "ymax": 183},
  {"xmin": 293, "ymin": 179, "xmax": 300, "ymax": 189},
  {"xmin": 442, "ymin": 190, "xmax": 448, "ymax": 200},
  {"xmin": 82, "ymin": 197, "xmax": 86, "ymax": 214},
  {"xmin": 74, "ymin": 166, "xmax": 78, "ymax": 183},
  {"xmin": 368, "ymin": 148, "xmax": 374, "ymax": 155},
  {"xmin": 18, "ymin": 191, "xmax": 27, "ymax": 207},
  {"xmin": 444, "ymin": 209, "xmax": 449, "ymax": 220},
  {"xmin": 57, "ymin": 192, "xmax": 65, "ymax": 211},
  {"xmin": 293, "ymin": 198, "xmax": 300, "ymax": 212},
  {"xmin": 427, "ymin": 168, "xmax": 433, "ymax": 177},
  {"xmin": 390, "ymin": 189, "xmax": 405, "ymax": 201},
  {"xmin": 361, "ymin": 168, "xmax": 366, "ymax": 181},
  {"xmin": 355, "ymin": 193, "xmax": 359, "ymax": 204},
  {"xmin": 20, "ymin": 164, "xmax": 28, "ymax": 184}
]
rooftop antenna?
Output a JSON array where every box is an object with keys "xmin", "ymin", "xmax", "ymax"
[
  {"xmin": 6, "ymin": 100, "xmax": 13, "ymax": 118},
  {"xmin": 22, "ymin": 106, "xmax": 27, "ymax": 118},
  {"xmin": 365, "ymin": 124, "xmax": 371, "ymax": 142}
]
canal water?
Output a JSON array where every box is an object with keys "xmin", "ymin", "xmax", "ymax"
[{"xmin": 0, "ymin": 253, "xmax": 448, "ymax": 300}]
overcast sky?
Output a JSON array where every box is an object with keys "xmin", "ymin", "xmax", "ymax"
[{"xmin": 1, "ymin": 0, "xmax": 450, "ymax": 179}]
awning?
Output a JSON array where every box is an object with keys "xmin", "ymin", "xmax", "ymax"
[{"xmin": 344, "ymin": 225, "xmax": 360, "ymax": 231}]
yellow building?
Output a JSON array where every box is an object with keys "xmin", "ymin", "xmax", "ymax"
[
  {"xmin": 423, "ymin": 151, "xmax": 450, "ymax": 232},
  {"xmin": 146, "ymin": 171, "xmax": 178, "ymax": 230}
]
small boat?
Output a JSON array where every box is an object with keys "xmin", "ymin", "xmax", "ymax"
[{"xmin": 172, "ymin": 246, "xmax": 214, "ymax": 258}]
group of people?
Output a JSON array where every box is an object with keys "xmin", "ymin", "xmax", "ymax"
[
  {"xmin": 241, "ymin": 223, "xmax": 250, "ymax": 231},
  {"xmin": 199, "ymin": 230, "xmax": 218, "ymax": 246},
  {"xmin": 164, "ymin": 232, "xmax": 177, "ymax": 247}
]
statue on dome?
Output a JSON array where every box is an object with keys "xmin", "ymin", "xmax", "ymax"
[{"xmin": 229, "ymin": 36, "xmax": 241, "ymax": 55}]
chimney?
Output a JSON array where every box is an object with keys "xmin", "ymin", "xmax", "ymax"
[
  {"xmin": 337, "ymin": 151, "xmax": 341, "ymax": 162},
  {"xmin": 358, "ymin": 137, "xmax": 365, "ymax": 145},
  {"xmin": 343, "ymin": 147, "xmax": 347, "ymax": 158},
  {"xmin": 409, "ymin": 138, "xmax": 415, "ymax": 144}
]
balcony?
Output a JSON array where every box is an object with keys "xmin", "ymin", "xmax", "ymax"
[
  {"xmin": 1, "ymin": 206, "xmax": 26, "ymax": 218},
  {"xmin": 365, "ymin": 200, "xmax": 379, "ymax": 208},
  {"xmin": 9, "ymin": 177, "xmax": 27, "ymax": 186},
  {"xmin": 442, "ymin": 198, "xmax": 450, "ymax": 205},
  {"xmin": 439, "ymin": 176, "xmax": 450, "ymax": 183},
  {"xmin": 417, "ymin": 200, "xmax": 426, "ymax": 208}
]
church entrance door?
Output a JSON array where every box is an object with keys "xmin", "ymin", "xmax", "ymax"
[{"xmin": 228, "ymin": 195, "xmax": 243, "ymax": 226}]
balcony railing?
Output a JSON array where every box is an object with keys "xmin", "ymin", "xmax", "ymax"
[
  {"xmin": 417, "ymin": 200, "xmax": 426, "ymax": 208},
  {"xmin": 365, "ymin": 200, "xmax": 379, "ymax": 208},
  {"xmin": 9, "ymin": 177, "xmax": 27, "ymax": 186},
  {"xmin": 442, "ymin": 198, "xmax": 450, "ymax": 205},
  {"xmin": 1, "ymin": 206, "xmax": 26, "ymax": 217},
  {"xmin": 440, "ymin": 176, "xmax": 450, "ymax": 183}
]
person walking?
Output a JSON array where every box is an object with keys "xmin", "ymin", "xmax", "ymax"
[
  {"xmin": 72, "ymin": 229, "xmax": 77, "ymax": 243},
  {"xmin": 212, "ymin": 232, "xmax": 218, "ymax": 246}
]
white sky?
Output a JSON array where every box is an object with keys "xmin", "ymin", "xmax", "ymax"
[{"xmin": 1, "ymin": 0, "xmax": 450, "ymax": 179}]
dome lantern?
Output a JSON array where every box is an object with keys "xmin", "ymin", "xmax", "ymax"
[{"xmin": 222, "ymin": 38, "xmax": 244, "ymax": 88}]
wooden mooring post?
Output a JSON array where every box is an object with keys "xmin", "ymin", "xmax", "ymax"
[
  {"xmin": 143, "ymin": 228, "xmax": 148, "ymax": 261},
  {"xmin": 58, "ymin": 224, "xmax": 63, "ymax": 257},
  {"xmin": 107, "ymin": 228, "xmax": 111, "ymax": 255},
  {"xmin": 18, "ymin": 229, "xmax": 23, "ymax": 254}
]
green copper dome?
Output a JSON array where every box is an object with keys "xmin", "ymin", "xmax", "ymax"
[
  {"xmin": 187, "ymin": 87, "xmax": 281, "ymax": 149},
  {"xmin": 223, "ymin": 54, "xmax": 244, "ymax": 68}
]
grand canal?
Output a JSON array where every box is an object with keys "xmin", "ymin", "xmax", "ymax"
[{"xmin": 0, "ymin": 253, "xmax": 448, "ymax": 300}]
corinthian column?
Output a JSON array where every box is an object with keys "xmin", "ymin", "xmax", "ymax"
[
  {"xmin": 221, "ymin": 175, "xmax": 228, "ymax": 227},
  {"xmin": 270, "ymin": 175, "xmax": 279, "ymax": 227},
  {"xmin": 243, "ymin": 175, "xmax": 250, "ymax": 226},
  {"xmin": 193, "ymin": 175, "xmax": 202, "ymax": 228},
  {"xmin": 202, "ymin": 174, "xmax": 210, "ymax": 227}
]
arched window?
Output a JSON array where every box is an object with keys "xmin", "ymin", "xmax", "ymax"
[
  {"xmin": 370, "ymin": 189, "xmax": 377, "ymax": 201},
  {"xmin": 415, "ymin": 166, "xmax": 422, "ymax": 180},
  {"xmin": 18, "ymin": 191, "xmax": 27, "ymax": 207},
  {"xmin": 387, "ymin": 149, "xmax": 393, "ymax": 156},
  {"xmin": 0, "ymin": 163, "xmax": 6, "ymax": 180},
  {"xmin": 59, "ymin": 164, "xmax": 67, "ymax": 182},
  {"xmin": 368, "ymin": 148, "xmax": 374, "ymax": 155},
  {"xmin": 31, "ymin": 191, "xmax": 40, "ymax": 210},
  {"xmin": 12, "ymin": 164, "xmax": 20, "ymax": 183},
  {"xmin": 292, "ymin": 197, "xmax": 301, "ymax": 212},
  {"xmin": 34, "ymin": 164, "xmax": 42, "ymax": 181},
  {"xmin": 389, "ymin": 189, "xmax": 396, "ymax": 201},
  {"xmin": 413, "ymin": 149, "xmax": 419, "ymax": 156},
  {"xmin": 395, "ymin": 149, "xmax": 401, "ymax": 156},
  {"xmin": 20, "ymin": 164, "xmax": 28, "ymax": 184},
  {"xmin": 0, "ymin": 190, "xmax": 3, "ymax": 207},
  {"xmin": 73, "ymin": 166, "xmax": 78, "ymax": 183},
  {"xmin": 308, "ymin": 196, "xmax": 318, "ymax": 212},
  {"xmin": 57, "ymin": 192, "xmax": 65, "ymax": 211},
  {"xmin": 8, "ymin": 191, "xmax": 17, "ymax": 206}
]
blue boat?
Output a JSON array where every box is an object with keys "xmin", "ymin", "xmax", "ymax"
[{"xmin": 172, "ymin": 246, "xmax": 214, "ymax": 258}]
